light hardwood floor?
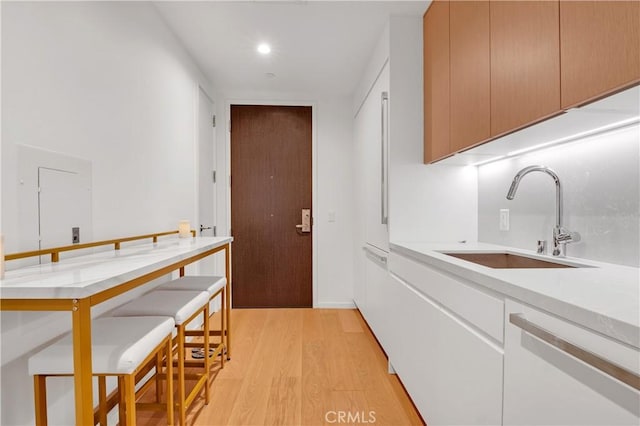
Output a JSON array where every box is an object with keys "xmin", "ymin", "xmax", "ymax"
[{"xmin": 138, "ymin": 309, "xmax": 424, "ymax": 425}]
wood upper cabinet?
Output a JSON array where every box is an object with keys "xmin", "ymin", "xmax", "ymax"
[
  {"xmin": 490, "ymin": 1, "xmax": 561, "ymax": 137},
  {"xmin": 560, "ymin": 1, "xmax": 640, "ymax": 109},
  {"xmin": 422, "ymin": 0, "xmax": 639, "ymax": 164},
  {"xmin": 423, "ymin": 0, "xmax": 450, "ymax": 163},
  {"xmin": 449, "ymin": 1, "xmax": 491, "ymax": 152}
]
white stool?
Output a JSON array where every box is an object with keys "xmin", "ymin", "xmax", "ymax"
[
  {"xmin": 110, "ymin": 290, "xmax": 210, "ymax": 426},
  {"xmin": 29, "ymin": 316, "xmax": 175, "ymax": 426},
  {"xmin": 158, "ymin": 276, "xmax": 227, "ymax": 363}
]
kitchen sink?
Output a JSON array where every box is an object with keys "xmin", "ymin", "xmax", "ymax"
[{"xmin": 441, "ymin": 252, "xmax": 580, "ymax": 269}]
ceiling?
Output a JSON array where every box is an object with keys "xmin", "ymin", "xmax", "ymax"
[{"xmin": 154, "ymin": 1, "xmax": 429, "ymax": 97}]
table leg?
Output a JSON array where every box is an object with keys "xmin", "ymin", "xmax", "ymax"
[
  {"xmin": 33, "ymin": 375, "xmax": 48, "ymax": 425},
  {"xmin": 72, "ymin": 298, "xmax": 94, "ymax": 425},
  {"xmin": 225, "ymin": 244, "xmax": 232, "ymax": 359}
]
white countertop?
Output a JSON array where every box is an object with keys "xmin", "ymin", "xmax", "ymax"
[
  {"xmin": 390, "ymin": 241, "xmax": 640, "ymax": 348},
  {"xmin": 0, "ymin": 236, "xmax": 232, "ymax": 300}
]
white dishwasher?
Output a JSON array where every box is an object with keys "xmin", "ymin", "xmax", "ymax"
[{"xmin": 504, "ymin": 299, "xmax": 640, "ymax": 425}]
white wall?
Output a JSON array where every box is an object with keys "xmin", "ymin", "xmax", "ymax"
[
  {"xmin": 355, "ymin": 16, "xmax": 477, "ymax": 246},
  {"xmin": 478, "ymin": 124, "xmax": 640, "ymax": 267},
  {"xmin": 387, "ymin": 16, "xmax": 477, "ymax": 245},
  {"xmin": 315, "ymin": 98, "xmax": 356, "ymax": 306},
  {"xmin": 215, "ymin": 92, "xmax": 355, "ymax": 308},
  {"xmin": 1, "ymin": 2, "xmax": 211, "ymax": 424}
]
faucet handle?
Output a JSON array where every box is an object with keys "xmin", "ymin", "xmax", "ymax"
[
  {"xmin": 537, "ymin": 240, "xmax": 547, "ymax": 254},
  {"xmin": 552, "ymin": 228, "xmax": 581, "ymax": 257},
  {"xmin": 555, "ymin": 228, "xmax": 579, "ymax": 244}
]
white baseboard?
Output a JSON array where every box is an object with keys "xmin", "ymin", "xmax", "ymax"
[{"xmin": 314, "ymin": 301, "xmax": 356, "ymax": 309}]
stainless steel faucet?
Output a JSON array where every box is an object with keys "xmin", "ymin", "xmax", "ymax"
[{"xmin": 506, "ymin": 165, "xmax": 578, "ymax": 257}]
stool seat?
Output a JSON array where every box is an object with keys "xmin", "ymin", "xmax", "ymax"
[
  {"xmin": 110, "ymin": 289, "xmax": 212, "ymax": 425},
  {"xmin": 159, "ymin": 276, "xmax": 226, "ymax": 296},
  {"xmin": 111, "ymin": 290, "xmax": 209, "ymax": 325},
  {"xmin": 29, "ymin": 316, "xmax": 175, "ymax": 425},
  {"xmin": 29, "ymin": 316, "xmax": 174, "ymax": 376}
]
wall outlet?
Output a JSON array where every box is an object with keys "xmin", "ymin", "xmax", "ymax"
[
  {"xmin": 328, "ymin": 211, "xmax": 336, "ymax": 222},
  {"xmin": 499, "ymin": 209, "xmax": 510, "ymax": 231}
]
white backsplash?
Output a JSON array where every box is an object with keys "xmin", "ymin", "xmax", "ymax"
[{"xmin": 478, "ymin": 124, "xmax": 639, "ymax": 267}]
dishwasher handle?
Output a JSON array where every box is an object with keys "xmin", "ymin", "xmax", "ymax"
[{"xmin": 362, "ymin": 246, "xmax": 387, "ymax": 265}]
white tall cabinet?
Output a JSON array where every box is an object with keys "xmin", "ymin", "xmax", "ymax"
[
  {"xmin": 352, "ymin": 16, "xmax": 423, "ymax": 320},
  {"xmin": 354, "ymin": 62, "xmax": 390, "ymax": 254},
  {"xmin": 353, "ymin": 57, "xmax": 391, "ymax": 331}
]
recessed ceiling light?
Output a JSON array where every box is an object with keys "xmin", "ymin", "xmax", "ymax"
[{"xmin": 257, "ymin": 43, "xmax": 271, "ymax": 55}]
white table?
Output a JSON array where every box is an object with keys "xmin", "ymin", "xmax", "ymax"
[{"xmin": 0, "ymin": 236, "xmax": 233, "ymax": 425}]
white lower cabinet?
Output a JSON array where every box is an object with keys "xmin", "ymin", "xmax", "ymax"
[
  {"xmin": 504, "ymin": 299, "xmax": 640, "ymax": 425},
  {"xmin": 381, "ymin": 252, "xmax": 640, "ymax": 426},
  {"xmin": 365, "ymin": 247, "xmax": 391, "ymax": 352},
  {"xmin": 387, "ymin": 274, "xmax": 504, "ymax": 425},
  {"xmin": 362, "ymin": 246, "xmax": 394, "ymax": 354}
]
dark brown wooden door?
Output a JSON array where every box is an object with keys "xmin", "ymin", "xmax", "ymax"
[{"xmin": 231, "ymin": 105, "xmax": 312, "ymax": 308}]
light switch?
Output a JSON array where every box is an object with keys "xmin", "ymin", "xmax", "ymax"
[
  {"xmin": 328, "ymin": 211, "xmax": 336, "ymax": 222},
  {"xmin": 499, "ymin": 209, "xmax": 510, "ymax": 231}
]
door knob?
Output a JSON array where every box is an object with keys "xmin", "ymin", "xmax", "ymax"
[{"xmin": 296, "ymin": 209, "xmax": 311, "ymax": 233}]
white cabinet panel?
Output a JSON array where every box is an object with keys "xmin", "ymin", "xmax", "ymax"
[
  {"xmin": 389, "ymin": 252, "xmax": 504, "ymax": 343},
  {"xmin": 504, "ymin": 299, "xmax": 640, "ymax": 425},
  {"xmin": 355, "ymin": 62, "xmax": 390, "ymax": 252},
  {"xmin": 39, "ymin": 167, "xmax": 92, "ymax": 253},
  {"xmin": 363, "ymin": 246, "xmax": 393, "ymax": 354},
  {"xmin": 353, "ymin": 251, "xmax": 367, "ymax": 313},
  {"xmin": 388, "ymin": 274, "xmax": 503, "ymax": 425}
]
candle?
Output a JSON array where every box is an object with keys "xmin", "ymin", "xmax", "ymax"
[{"xmin": 178, "ymin": 220, "xmax": 191, "ymax": 238}]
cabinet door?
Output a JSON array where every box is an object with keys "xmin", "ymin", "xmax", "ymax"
[
  {"xmin": 560, "ymin": 1, "xmax": 640, "ymax": 109},
  {"xmin": 389, "ymin": 275, "xmax": 503, "ymax": 425},
  {"xmin": 490, "ymin": 1, "xmax": 561, "ymax": 137},
  {"xmin": 353, "ymin": 249, "xmax": 366, "ymax": 312},
  {"xmin": 423, "ymin": 0, "xmax": 450, "ymax": 163},
  {"xmin": 363, "ymin": 246, "xmax": 392, "ymax": 353},
  {"xmin": 355, "ymin": 62, "xmax": 389, "ymax": 252},
  {"xmin": 504, "ymin": 299, "xmax": 640, "ymax": 425},
  {"xmin": 449, "ymin": 0, "xmax": 490, "ymax": 152}
]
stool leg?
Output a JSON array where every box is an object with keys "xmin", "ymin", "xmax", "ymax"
[
  {"xmin": 155, "ymin": 350, "xmax": 163, "ymax": 403},
  {"xmin": 166, "ymin": 337, "xmax": 174, "ymax": 426},
  {"xmin": 118, "ymin": 376, "xmax": 126, "ymax": 426},
  {"xmin": 177, "ymin": 325, "xmax": 186, "ymax": 426},
  {"xmin": 204, "ymin": 304, "xmax": 210, "ymax": 405},
  {"xmin": 124, "ymin": 374, "xmax": 136, "ymax": 426},
  {"xmin": 224, "ymin": 285, "xmax": 231, "ymax": 360},
  {"xmin": 33, "ymin": 375, "xmax": 48, "ymax": 426},
  {"xmin": 98, "ymin": 376, "xmax": 107, "ymax": 426},
  {"xmin": 220, "ymin": 290, "xmax": 226, "ymax": 368}
]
